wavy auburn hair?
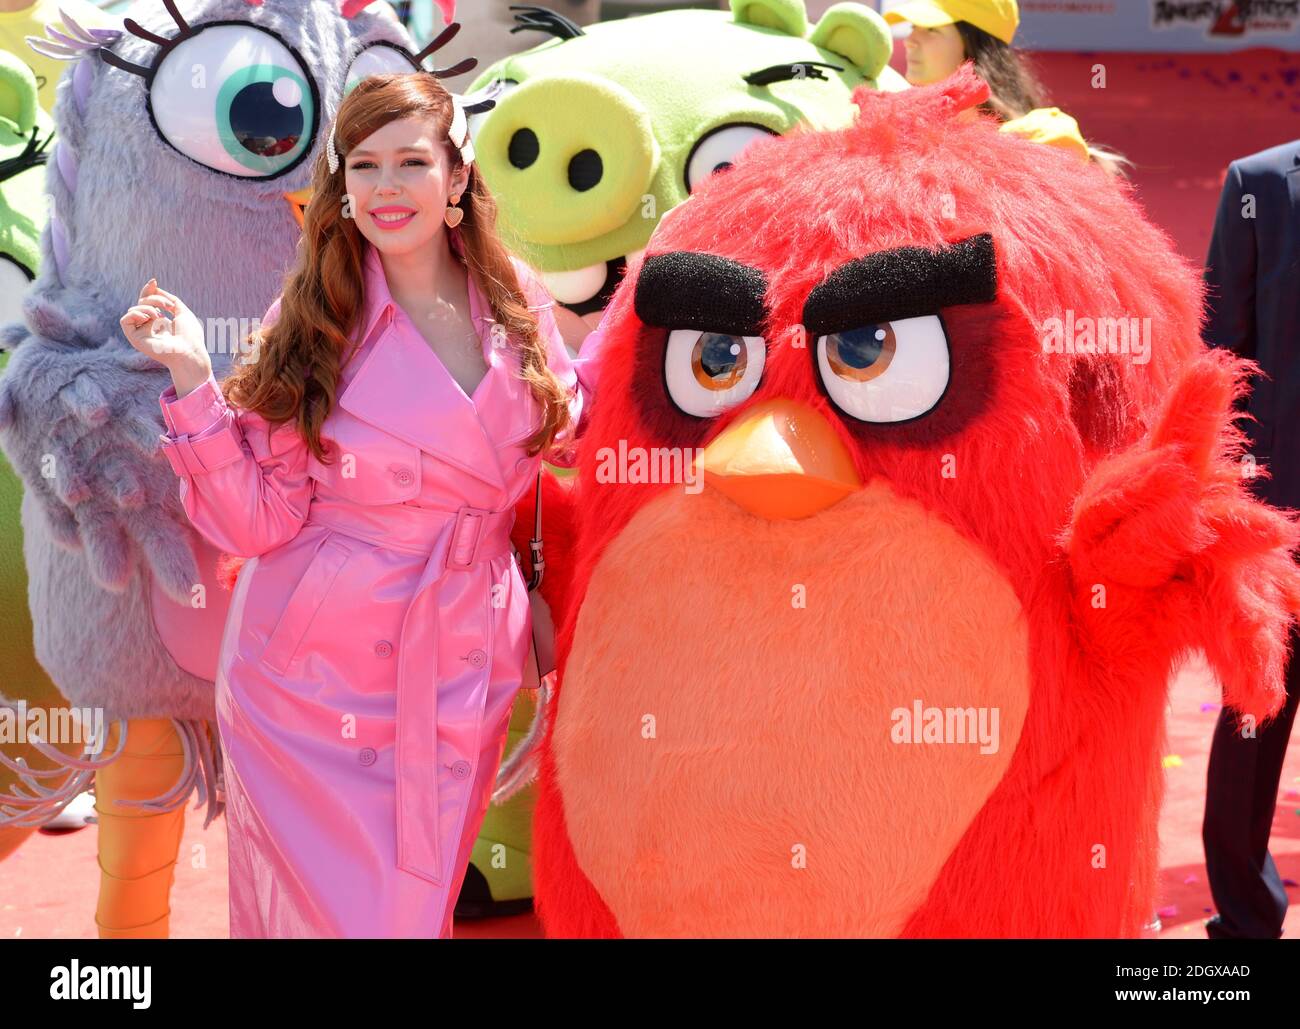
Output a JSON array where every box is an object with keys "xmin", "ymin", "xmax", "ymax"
[{"xmin": 223, "ymin": 73, "xmax": 572, "ymax": 461}]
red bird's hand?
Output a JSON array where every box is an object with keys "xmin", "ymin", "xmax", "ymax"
[{"xmin": 1064, "ymin": 350, "xmax": 1300, "ymax": 723}]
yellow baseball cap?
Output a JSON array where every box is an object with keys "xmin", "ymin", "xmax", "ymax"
[
  {"xmin": 999, "ymin": 108, "xmax": 1090, "ymax": 163},
  {"xmin": 884, "ymin": 1, "xmax": 1020, "ymax": 45}
]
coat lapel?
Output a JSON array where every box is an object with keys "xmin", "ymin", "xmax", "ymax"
[
  {"xmin": 337, "ymin": 242, "xmax": 508, "ymax": 491},
  {"xmin": 1288, "ymin": 147, "xmax": 1300, "ymax": 226}
]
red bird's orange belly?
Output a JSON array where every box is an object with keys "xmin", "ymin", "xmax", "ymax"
[{"xmin": 554, "ymin": 479, "xmax": 1031, "ymax": 936}]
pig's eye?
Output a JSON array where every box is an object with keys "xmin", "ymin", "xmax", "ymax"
[
  {"xmin": 815, "ymin": 316, "xmax": 949, "ymax": 423},
  {"xmin": 664, "ymin": 329, "xmax": 766, "ymax": 417},
  {"xmin": 684, "ymin": 124, "xmax": 777, "ymax": 193}
]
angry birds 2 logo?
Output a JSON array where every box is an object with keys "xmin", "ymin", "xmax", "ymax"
[{"xmin": 1151, "ymin": 0, "xmax": 1299, "ymax": 37}]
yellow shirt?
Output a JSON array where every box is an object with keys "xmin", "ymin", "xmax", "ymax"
[{"xmin": 0, "ymin": 0, "xmax": 117, "ymax": 114}]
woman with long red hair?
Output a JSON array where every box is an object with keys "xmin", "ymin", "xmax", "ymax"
[{"xmin": 118, "ymin": 69, "xmax": 582, "ymax": 938}]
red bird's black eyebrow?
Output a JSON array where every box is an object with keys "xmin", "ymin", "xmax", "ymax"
[
  {"xmin": 634, "ymin": 251, "xmax": 768, "ymax": 337},
  {"xmin": 801, "ymin": 234, "xmax": 998, "ymax": 337}
]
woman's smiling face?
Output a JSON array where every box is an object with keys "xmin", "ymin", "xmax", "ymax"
[{"xmin": 344, "ymin": 116, "xmax": 470, "ymax": 256}]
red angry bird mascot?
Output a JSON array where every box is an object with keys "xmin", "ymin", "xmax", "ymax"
[{"xmin": 519, "ymin": 68, "xmax": 1300, "ymax": 938}]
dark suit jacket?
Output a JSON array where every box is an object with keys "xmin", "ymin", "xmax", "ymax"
[{"xmin": 1203, "ymin": 140, "xmax": 1300, "ymax": 511}]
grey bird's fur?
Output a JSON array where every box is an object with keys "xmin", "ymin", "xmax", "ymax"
[{"xmin": 0, "ymin": 0, "xmax": 414, "ymax": 728}]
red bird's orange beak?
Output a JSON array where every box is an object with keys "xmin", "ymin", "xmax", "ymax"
[
  {"xmin": 284, "ymin": 187, "xmax": 313, "ymax": 228},
  {"xmin": 698, "ymin": 398, "xmax": 862, "ymax": 520}
]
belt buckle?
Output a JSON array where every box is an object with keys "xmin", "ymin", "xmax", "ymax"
[{"xmin": 446, "ymin": 505, "xmax": 491, "ymax": 571}]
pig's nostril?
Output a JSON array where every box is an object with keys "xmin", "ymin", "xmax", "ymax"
[
  {"xmin": 568, "ymin": 148, "xmax": 602, "ymax": 192},
  {"xmin": 508, "ymin": 128, "xmax": 540, "ymax": 169}
]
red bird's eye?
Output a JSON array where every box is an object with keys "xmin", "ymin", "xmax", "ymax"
[
  {"xmin": 693, "ymin": 332, "xmax": 748, "ymax": 391},
  {"xmin": 665, "ymin": 329, "xmax": 766, "ymax": 417},
  {"xmin": 814, "ymin": 315, "xmax": 950, "ymax": 424},
  {"xmin": 825, "ymin": 324, "xmax": 897, "ymax": 382}
]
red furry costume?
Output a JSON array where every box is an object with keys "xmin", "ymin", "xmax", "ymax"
[{"xmin": 514, "ymin": 69, "xmax": 1300, "ymax": 938}]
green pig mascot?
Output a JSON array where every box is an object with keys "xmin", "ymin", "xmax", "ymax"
[
  {"xmin": 0, "ymin": 49, "xmax": 88, "ymax": 865},
  {"xmin": 468, "ymin": 0, "xmax": 906, "ymax": 345}
]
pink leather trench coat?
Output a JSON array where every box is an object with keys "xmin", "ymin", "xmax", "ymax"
[{"xmin": 157, "ymin": 236, "xmax": 583, "ymax": 938}]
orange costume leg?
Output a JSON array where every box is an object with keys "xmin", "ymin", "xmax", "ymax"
[{"xmin": 94, "ymin": 718, "xmax": 187, "ymax": 939}]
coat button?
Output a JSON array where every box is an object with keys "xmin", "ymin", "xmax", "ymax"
[
  {"xmin": 393, "ymin": 466, "xmax": 414, "ymax": 487},
  {"xmin": 451, "ymin": 759, "xmax": 472, "ymax": 780},
  {"xmin": 374, "ymin": 640, "xmax": 393, "ymax": 658},
  {"xmin": 359, "ymin": 747, "xmax": 377, "ymax": 766},
  {"xmin": 515, "ymin": 457, "xmax": 532, "ymax": 476},
  {"xmin": 467, "ymin": 649, "xmax": 487, "ymax": 669}
]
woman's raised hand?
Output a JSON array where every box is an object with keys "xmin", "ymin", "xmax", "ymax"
[{"xmin": 120, "ymin": 278, "xmax": 212, "ymax": 395}]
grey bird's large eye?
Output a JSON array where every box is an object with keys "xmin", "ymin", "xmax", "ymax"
[
  {"xmin": 148, "ymin": 24, "xmax": 319, "ymax": 179},
  {"xmin": 664, "ymin": 328, "xmax": 766, "ymax": 417},
  {"xmin": 344, "ymin": 42, "xmax": 421, "ymax": 95},
  {"xmin": 815, "ymin": 316, "xmax": 950, "ymax": 423}
]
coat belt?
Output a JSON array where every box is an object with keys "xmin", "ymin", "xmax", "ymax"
[{"xmin": 306, "ymin": 498, "xmax": 516, "ymax": 885}]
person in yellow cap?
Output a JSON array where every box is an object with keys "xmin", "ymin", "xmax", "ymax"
[
  {"xmin": 884, "ymin": 0, "xmax": 1124, "ymax": 171},
  {"xmin": 0, "ymin": 0, "xmax": 116, "ymax": 115}
]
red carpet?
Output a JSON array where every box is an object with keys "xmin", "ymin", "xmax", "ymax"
[
  {"xmin": 1150, "ymin": 659, "xmax": 1300, "ymax": 939},
  {"xmin": 993, "ymin": 49, "xmax": 1300, "ymax": 265},
  {"xmin": 1, "ymin": 49, "xmax": 1297, "ymax": 940},
  {"xmin": 2, "ymin": 660, "xmax": 1294, "ymax": 939}
]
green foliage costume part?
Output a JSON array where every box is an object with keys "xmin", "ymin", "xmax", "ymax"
[
  {"xmin": 0, "ymin": 48, "xmax": 85, "ymax": 860},
  {"xmin": 0, "ymin": 49, "xmax": 50, "ymax": 298}
]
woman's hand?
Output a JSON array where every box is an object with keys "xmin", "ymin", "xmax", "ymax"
[{"xmin": 120, "ymin": 278, "xmax": 211, "ymax": 395}]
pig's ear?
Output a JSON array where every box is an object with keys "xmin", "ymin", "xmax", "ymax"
[
  {"xmin": 729, "ymin": 0, "xmax": 808, "ymax": 38},
  {"xmin": 808, "ymin": 3, "xmax": 893, "ymax": 83}
]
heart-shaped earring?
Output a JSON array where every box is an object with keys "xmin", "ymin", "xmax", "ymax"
[{"xmin": 444, "ymin": 194, "xmax": 464, "ymax": 229}]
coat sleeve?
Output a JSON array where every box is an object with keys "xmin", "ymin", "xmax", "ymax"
[
  {"xmin": 514, "ymin": 261, "xmax": 591, "ymax": 468},
  {"xmin": 156, "ymin": 297, "xmax": 313, "ymax": 557},
  {"xmin": 1202, "ymin": 160, "xmax": 1257, "ymax": 361}
]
